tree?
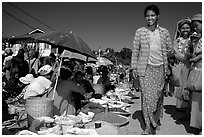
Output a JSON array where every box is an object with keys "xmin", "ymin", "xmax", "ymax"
[
  {"xmin": 104, "ymin": 48, "xmax": 115, "ymax": 64},
  {"xmin": 118, "ymin": 48, "xmax": 132, "ymax": 65}
]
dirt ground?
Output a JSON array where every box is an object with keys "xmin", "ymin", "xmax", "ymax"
[{"xmin": 117, "ymin": 91, "xmax": 202, "ymax": 135}]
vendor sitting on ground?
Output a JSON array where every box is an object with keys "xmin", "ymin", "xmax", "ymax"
[
  {"xmin": 47, "ymin": 67, "xmax": 90, "ymax": 115},
  {"xmin": 6, "ymin": 74, "xmax": 36, "ymax": 104},
  {"xmin": 23, "ymin": 65, "xmax": 53, "ymax": 99},
  {"xmin": 72, "ymin": 70, "xmax": 95, "ymax": 112},
  {"xmin": 97, "ymin": 65, "xmax": 115, "ymax": 94}
]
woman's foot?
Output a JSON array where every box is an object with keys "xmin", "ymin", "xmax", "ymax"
[
  {"xmin": 141, "ymin": 126, "xmax": 152, "ymax": 135},
  {"xmin": 155, "ymin": 125, "xmax": 160, "ymax": 130},
  {"xmin": 156, "ymin": 120, "xmax": 161, "ymax": 130}
]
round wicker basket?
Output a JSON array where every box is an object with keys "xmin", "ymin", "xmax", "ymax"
[{"xmin": 25, "ymin": 97, "xmax": 54, "ymax": 126}]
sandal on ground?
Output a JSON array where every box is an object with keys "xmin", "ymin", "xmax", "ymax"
[
  {"xmin": 141, "ymin": 128, "xmax": 152, "ymax": 135},
  {"xmin": 156, "ymin": 125, "xmax": 160, "ymax": 131}
]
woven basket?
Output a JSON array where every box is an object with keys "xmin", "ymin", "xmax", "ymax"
[{"xmin": 25, "ymin": 97, "xmax": 54, "ymax": 126}]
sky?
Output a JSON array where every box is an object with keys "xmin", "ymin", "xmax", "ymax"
[{"xmin": 2, "ymin": 1, "xmax": 202, "ymax": 52}]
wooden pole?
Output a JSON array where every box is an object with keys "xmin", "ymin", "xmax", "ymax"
[{"xmin": 52, "ymin": 50, "xmax": 64, "ymax": 100}]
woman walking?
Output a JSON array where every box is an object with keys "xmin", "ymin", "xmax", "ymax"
[{"xmin": 131, "ymin": 5, "xmax": 172, "ymax": 134}]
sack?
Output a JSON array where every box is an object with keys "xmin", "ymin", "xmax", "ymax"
[
  {"xmin": 171, "ymin": 64, "xmax": 183, "ymax": 87},
  {"xmin": 186, "ymin": 67, "xmax": 202, "ymax": 92}
]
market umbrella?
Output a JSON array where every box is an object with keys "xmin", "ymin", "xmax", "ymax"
[
  {"xmin": 57, "ymin": 31, "xmax": 97, "ymax": 59},
  {"xmin": 60, "ymin": 50, "xmax": 97, "ymax": 62},
  {"xmin": 96, "ymin": 57, "xmax": 113, "ymax": 66},
  {"xmin": 33, "ymin": 31, "xmax": 64, "ymax": 46},
  {"xmin": 34, "ymin": 31, "xmax": 97, "ymax": 60},
  {"xmin": 33, "ymin": 31, "xmax": 81, "ymax": 54}
]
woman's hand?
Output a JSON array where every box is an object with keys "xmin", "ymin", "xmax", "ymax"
[
  {"xmin": 190, "ymin": 54, "xmax": 202, "ymax": 63},
  {"xmin": 84, "ymin": 92, "xmax": 92, "ymax": 100},
  {"xmin": 185, "ymin": 52, "xmax": 193, "ymax": 60},
  {"xmin": 132, "ymin": 69, "xmax": 138, "ymax": 79}
]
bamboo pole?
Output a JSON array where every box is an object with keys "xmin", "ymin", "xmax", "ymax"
[{"xmin": 52, "ymin": 50, "xmax": 64, "ymax": 100}]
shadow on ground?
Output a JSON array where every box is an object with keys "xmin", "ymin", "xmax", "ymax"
[
  {"xmin": 132, "ymin": 110, "xmax": 146, "ymax": 130},
  {"xmin": 164, "ymin": 105, "xmax": 201, "ymax": 135}
]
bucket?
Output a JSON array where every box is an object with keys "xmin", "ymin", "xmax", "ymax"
[{"xmin": 25, "ymin": 97, "xmax": 54, "ymax": 126}]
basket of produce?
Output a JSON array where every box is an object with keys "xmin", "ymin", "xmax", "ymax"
[
  {"xmin": 25, "ymin": 97, "xmax": 54, "ymax": 126},
  {"xmin": 92, "ymin": 112, "xmax": 129, "ymax": 127}
]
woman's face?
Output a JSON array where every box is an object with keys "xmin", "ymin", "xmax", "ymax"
[
  {"xmin": 145, "ymin": 10, "xmax": 159, "ymax": 26},
  {"xmin": 192, "ymin": 20, "xmax": 202, "ymax": 34},
  {"xmin": 180, "ymin": 23, "xmax": 191, "ymax": 38},
  {"xmin": 75, "ymin": 74, "xmax": 83, "ymax": 83},
  {"xmin": 28, "ymin": 50, "xmax": 35, "ymax": 58}
]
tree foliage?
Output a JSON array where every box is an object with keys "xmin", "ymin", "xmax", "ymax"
[{"xmin": 101, "ymin": 47, "xmax": 132, "ymax": 66}]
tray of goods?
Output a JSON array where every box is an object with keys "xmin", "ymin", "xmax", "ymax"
[
  {"xmin": 125, "ymin": 91, "xmax": 139, "ymax": 99},
  {"xmin": 89, "ymin": 98, "xmax": 108, "ymax": 105},
  {"xmin": 92, "ymin": 112, "xmax": 129, "ymax": 127},
  {"xmin": 66, "ymin": 127, "xmax": 98, "ymax": 135},
  {"xmin": 115, "ymin": 87, "xmax": 125, "ymax": 92},
  {"xmin": 37, "ymin": 124, "xmax": 62, "ymax": 135},
  {"xmin": 18, "ymin": 130, "xmax": 38, "ymax": 135},
  {"xmin": 108, "ymin": 101, "xmax": 124, "ymax": 108},
  {"xmin": 54, "ymin": 115, "xmax": 82, "ymax": 125},
  {"xmin": 121, "ymin": 98, "xmax": 134, "ymax": 104},
  {"xmin": 29, "ymin": 116, "xmax": 61, "ymax": 135},
  {"xmin": 108, "ymin": 107, "xmax": 131, "ymax": 117}
]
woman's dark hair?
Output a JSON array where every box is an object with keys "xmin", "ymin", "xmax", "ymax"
[
  {"xmin": 60, "ymin": 68, "xmax": 72, "ymax": 80},
  {"xmin": 85, "ymin": 66, "xmax": 93, "ymax": 75},
  {"xmin": 144, "ymin": 5, "xmax": 160, "ymax": 16},
  {"xmin": 74, "ymin": 71, "xmax": 84, "ymax": 78},
  {"xmin": 16, "ymin": 48, "xmax": 25, "ymax": 59},
  {"xmin": 49, "ymin": 53, "xmax": 56, "ymax": 60}
]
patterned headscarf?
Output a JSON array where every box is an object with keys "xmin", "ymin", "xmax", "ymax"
[
  {"xmin": 191, "ymin": 13, "xmax": 202, "ymax": 22},
  {"xmin": 174, "ymin": 18, "xmax": 191, "ymax": 41}
]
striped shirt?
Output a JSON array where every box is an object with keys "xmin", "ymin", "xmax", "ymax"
[{"xmin": 131, "ymin": 26, "xmax": 172, "ymax": 77}]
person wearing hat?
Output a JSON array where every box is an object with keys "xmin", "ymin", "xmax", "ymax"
[
  {"xmin": 3, "ymin": 48, "xmax": 13, "ymax": 66},
  {"xmin": 172, "ymin": 18, "xmax": 192, "ymax": 113},
  {"xmin": 3, "ymin": 48, "xmax": 29, "ymax": 99},
  {"xmin": 26, "ymin": 49, "xmax": 40, "ymax": 77},
  {"xmin": 23, "ymin": 65, "xmax": 53, "ymax": 99},
  {"xmin": 187, "ymin": 13, "xmax": 202, "ymax": 132},
  {"xmin": 6, "ymin": 74, "xmax": 35, "ymax": 104}
]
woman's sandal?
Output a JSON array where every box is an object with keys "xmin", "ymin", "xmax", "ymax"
[
  {"xmin": 141, "ymin": 127, "xmax": 152, "ymax": 135},
  {"xmin": 141, "ymin": 130, "xmax": 152, "ymax": 135},
  {"xmin": 156, "ymin": 125, "xmax": 160, "ymax": 131}
]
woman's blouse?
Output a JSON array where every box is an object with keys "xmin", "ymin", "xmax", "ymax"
[
  {"xmin": 174, "ymin": 37, "xmax": 191, "ymax": 63},
  {"xmin": 194, "ymin": 37, "xmax": 202, "ymax": 55},
  {"xmin": 176, "ymin": 37, "xmax": 190, "ymax": 54},
  {"xmin": 148, "ymin": 29, "xmax": 163, "ymax": 66}
]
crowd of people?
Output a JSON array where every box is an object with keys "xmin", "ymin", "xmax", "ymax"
[
  {"xmin": 2, "ymin": 4, "xmax": 202, "ymax": 135},
  {"xmin": 2, "ymin": 47, "xmax": 118, "ymax": 122},
  {"xmin": 131, "ymin": 5, "xmax": 202, "ymax": 135}
]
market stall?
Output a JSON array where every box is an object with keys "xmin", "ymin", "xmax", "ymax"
[{"xmin": 2, "ymin": 81, "xmax": 137, "ymax": 135}]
